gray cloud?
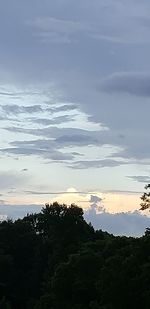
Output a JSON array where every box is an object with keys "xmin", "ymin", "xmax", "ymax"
[
  {"xmin": 100, "ymin": 72, "xmax": 150, "ymax": 97},
  {"xmin": 3, "ymin": 119, "xmax": 150, "ymax": 164},
  {"xmin": 89, "ymin": 194, "xmax": 104, "ymax": 213},
  {"xmin": 84, "ymin": 208, "xmax": 150, "ymax": 237},
  {"xmin": 0, "ymin": 199, "xmax": 149, "ymax": 237},
  {"xmin": 1, "ymin": 104, "xmax": 43, "ymax": 115},
  {"xmin": 31, "ymin": 115, "xmax": 73, "ymax": 126},
  {"xmin": 29, "ymin": 17, "xmax": 90, "ymax": 43},
  {"xmin": 0, "ymin": 102, "xmax": 77, "ymax": 128},
  {"xmin": 90, "ymin": 195, "xmax": 102, "ymax": 204},
  {"xmin": 0, "ymin": 102, "xmax": 77, "ymax": 116},
  {"xmin": 1, "ymin": 202, "xmax": 149, "ymax": 237},
  {"xmin": 0, "ymin": 137, "xmax": 80, "ymax": 161},
  {"xmin": 127, "ymin": 175, "xmax": 150, "ymax": 184},
  {"xmin": 0, "ymin": 125, "xmax": 126, "ymax": 166},
  {"xmin": 55, "ymin": 134, "xmax": 99, "ymax": 146},
  {"xmin": 1, "ymin": 0, "xmax": 150, "ymax": 191},
  {"xmin": 27, "ymin": 3, "xmax": 150, "ymax": 45},
  {"xmin": 3, "ymin": 126, "xmax": 106, "ymax": 147},
  {"xmin": 51, "ymin": 104, "xmax": 78, "ymax": 113},
  {"xmin": 69, "ymin": 159, "xmax": 127, "ymax": 169},
  {"xmin": 0, "ymin": 204, "xmax": 42, "ymax": 220},
  {"xmin": 24, "ymin": 190, "xmax": 92, "ymax": 195},
  {"xmin": 1, "ymin": 146, "xmax": 74, "ymax": 161}
]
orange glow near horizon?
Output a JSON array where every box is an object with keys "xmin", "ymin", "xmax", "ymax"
[{"xmin": 5, "ymin": 188, "xmax": 142, "ymax": 215}]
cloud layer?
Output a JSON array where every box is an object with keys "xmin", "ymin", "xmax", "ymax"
[{"xmin": 1, "ymin": 0, "xmax": 150, "ymax": 230}]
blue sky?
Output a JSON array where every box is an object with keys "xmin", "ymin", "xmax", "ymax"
[{"xmin": 0, "ymin": 0, "xmax": 150, "ymax": 235}]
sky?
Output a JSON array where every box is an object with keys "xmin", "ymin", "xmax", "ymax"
[{"xmin": 1, "ymin": 0, "xmax": 150, "ymax": 236}]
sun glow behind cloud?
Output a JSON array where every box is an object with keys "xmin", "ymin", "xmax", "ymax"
[{"xmin": 5, "ymin": 187, "xmax": 140, "ymax": 215}]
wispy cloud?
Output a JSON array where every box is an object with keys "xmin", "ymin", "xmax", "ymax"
[
  {"xmin": 127, "ymin": 175, "xmax": 150, "ymax": 183},
  {"xmin": 68, "ymin": 159, "xmax": 127, "ymax": 169}
]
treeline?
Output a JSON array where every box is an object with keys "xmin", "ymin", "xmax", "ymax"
[{"xmin": 0, "ymin": 202, "xmax": 150, "ymax": 309}]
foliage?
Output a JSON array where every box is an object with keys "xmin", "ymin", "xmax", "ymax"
[
  {"xmin": 140, "ymin": 184, "xmax": 150, "ymax": 210},
  {"xmin": 0, "ymin": 201, "xmax": 150, "ymax": 309}
]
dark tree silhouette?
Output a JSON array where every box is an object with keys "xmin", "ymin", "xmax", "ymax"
[
  {"xmin": 0, "ymin": 201, "xmax": 150, "ymax": 309},
  {"xmin": 140, "ymin": 184, "xmax": 150, "ymax": 210}
]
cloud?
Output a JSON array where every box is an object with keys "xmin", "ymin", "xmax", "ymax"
[
  {"xmin": 3, "ymin": 111, "xmax": 150, "ymax": 165},
  {"xmin": 1, "ymin": 137, "xmax": 83, "ymax": 162},
  {"xmin": 1, "ymin": 146, "xmax": 74, "ymax": 161},
  {"xmin": 85, "ymin": 208, "xmax": 150, "ymax": 237},
  {"xmin": 89, "ymin": 194, "xmax": 104, "ymax": 213},
  {"xmin": 85, "ymin": 195, "xmax": 150, "ymax": 236},
  {"xmin": 90, "ymin": 195, "xmax": 102, "ymax": 204},
  {"xmin": 69, "ymin": 159, "xmax": 127, "ymax": 169},
  {"xmin": 4, "ymin": 125, "xmax": 104, "ymax": 138},
  {"xmin": 31, "ymin": 115, "xmax": 73, "ymax": 126},
  {"xmin": 27, "ymin": 3, "xmax": 150, "ymax": 45},
  {"xmin": 1, "ymin": 0, "xmax": 150, "ymax": 201},
  {"xmin": 0, "ymin": 204, "xmax": 42, "ymax": 220},
  {"xmin": 55, "ymin": 134, "xmax": 99, "ymax": 146},
  {"xmin": 1, "ymin": 127, "xmax": 110, "ymax": 162},
  {"xmin": 0, "ymin": 194, "xmax": 147, "ymax": 237},
  {"xmin": 0, "ymin": 124, "xmax": 127, "ymax": 166},
  {"xmin": 24, "ymin": 190, "xmax": 92, "ymax": 195},
  {"xmin": 100, "ymin": 72, "xmax": 150, "ymax": 97},
  {"xmin": 28, "ymin": 17, "xmax": 90, "ymax": 43},
  {"xmin": 51, "ymin": 104, "xmax": 78, "ymax": 113},
  {"xmin": 0, "ymin": 104, "xmax": 43, "ymax": 115},
  {"xmin": 127, "ymin": 175, "xmax": 150, "ymax": 184}
]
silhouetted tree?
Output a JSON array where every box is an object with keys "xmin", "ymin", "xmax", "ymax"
[
  {"xmin": 0, "ymin": 202, "xmax": 150, "ymax": 309},
  {"xmin": 140, "ymin": 184, "xmax": 150, "ymax": 210}
]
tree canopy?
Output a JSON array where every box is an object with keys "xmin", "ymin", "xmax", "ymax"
[{"xmin": 0, "ymin": 201, "xmax": 150, "ymax": 309}]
